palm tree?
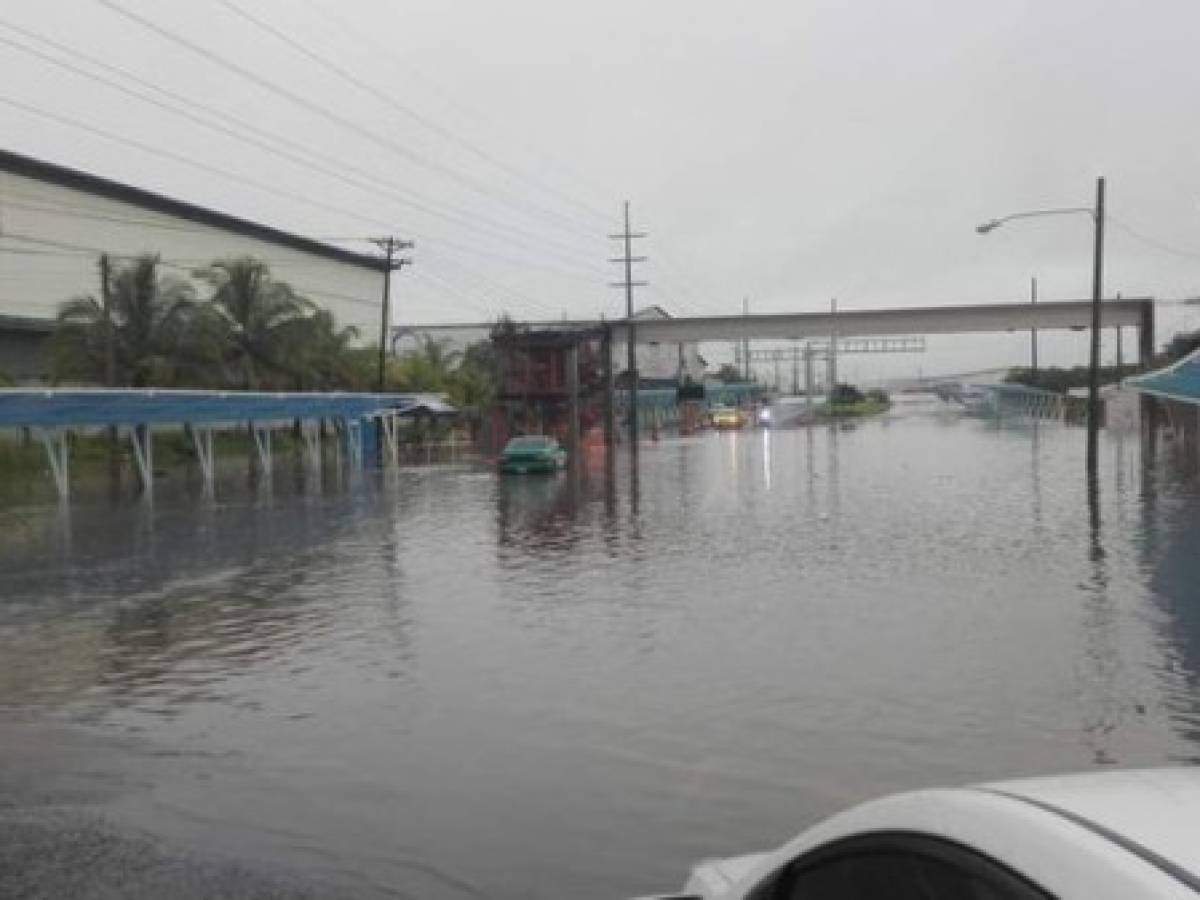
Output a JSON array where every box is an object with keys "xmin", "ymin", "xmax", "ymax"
[
  {"xmin": 52, "ymin": 254, "xmax": 197, "ymax": 387},
  {"xmin": 280, "ymin": 309, "xmax": 361, "ymax": 390},
  {"xmin": 195, "ymin": 257, "xmax": 311, "ymax": 390},
  {"xmin": 391, "ymin": 337, "xmax": 461, "ymax": 391},
  {"xmin": 447, "ymin": 338, "xmax": 498, "ymax": 413}
]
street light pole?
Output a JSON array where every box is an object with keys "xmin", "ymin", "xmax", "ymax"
[
  {"xmin": 1087, "ymin": 176, "xmax": 1105, "ymax": 476},
  {"xmin": 976, "ymin": 181, "xmax": 1106, "ymax": 475}
]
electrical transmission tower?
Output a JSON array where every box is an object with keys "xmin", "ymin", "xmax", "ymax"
[{"xmin": 608, "ymin": 202, "xmax": 647, "ymax": 448}]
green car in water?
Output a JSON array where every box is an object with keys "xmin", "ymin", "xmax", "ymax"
[{"xmin": 499, "ymin": 435, "xmax": 568, "ymax": 474}]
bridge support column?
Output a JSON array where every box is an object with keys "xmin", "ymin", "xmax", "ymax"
[
  {"xmin": 190, "ymin": 425, "xmax": 216, "ymax": 496},
  {"xmin": 37, "ymin": 427, "xmax": 70, "ymax": 501},
  {"xmin": 129, "ymin": 425, "xmax": 153, "ymax": 498}
]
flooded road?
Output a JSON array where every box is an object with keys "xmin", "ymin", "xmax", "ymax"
[{"xmin": 2, "ymin": 400, "xmax": 1200, "ymax": 899}]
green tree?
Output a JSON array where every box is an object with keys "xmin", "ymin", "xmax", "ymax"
[
  {"xmin": 52, "ymin": 254, "xmax": 200, "ymax": 387},
  {"xmin": 196, "ymin": 257, "xmax": 311, "ymax": 389},
  {"xmin": 389, "ymin": 337, "xmax": 461, "ymax": 391},
  {"xmin": 279, "ymin": 309, "xmax": 361, "ymax": 390},
  {"xmin": 1159, "ymin": 329, "xmax": 1200, "ymax": 366},
  {"xmin": 830, "ymin": 382, "xmax": 865, "ymax": 404},
  {"xmin": 447, "ymin": 338, "xmax": 498, "ymax": 415},
  {"xmin": 715, "ymin": 363, "xmax": 747, "ymax": 383}
]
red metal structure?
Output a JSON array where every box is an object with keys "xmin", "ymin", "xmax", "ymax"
[{"xmin": 487, "ymin": 327, "xmax": 612, "ymax": 457}]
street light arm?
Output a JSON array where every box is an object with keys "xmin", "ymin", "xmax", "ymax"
[{"xmin": 976, "ymin": 207, "xmax": 1096, "ymax": 234}]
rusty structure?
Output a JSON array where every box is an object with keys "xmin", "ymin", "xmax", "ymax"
[{"xmin": 486, "ymin": 326, "xmax": 615, "ymax": 458}]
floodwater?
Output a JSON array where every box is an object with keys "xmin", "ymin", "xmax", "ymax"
[{"xmin": 2, "ymin": 398, "xmax": 1199, "ymax": 899}]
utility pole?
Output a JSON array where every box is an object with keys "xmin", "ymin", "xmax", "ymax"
[
  {"xmin": 372, "ymin": 236, "xmax": 414, "ymax": 392},
  {"xmin": 1030, "ymin": 276, "xmax": 1038, "ymax": 376},
  {"xmin": 742, "ymin": 297, "xmax": 751, "ymax": 381},
  {"xmin": 609, "ymin": 202, "xmax": 647, "ymax": 451},
  {"xmin": 828, "ymin": 297, "xmax": 839, "ymax": 393},
  {"xmin": 1086, "ymin": 177, "xmax": 1105, "ymax": 477}
]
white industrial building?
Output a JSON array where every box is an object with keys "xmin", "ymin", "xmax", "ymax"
[{"xmin": 0, "ymin": 149, "xmax": 389, "ymax": 381}]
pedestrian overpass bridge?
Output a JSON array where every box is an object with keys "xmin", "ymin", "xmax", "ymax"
[{"xmin": 397, "ymin": 297, "xmax": 1155, "ymax": 363}]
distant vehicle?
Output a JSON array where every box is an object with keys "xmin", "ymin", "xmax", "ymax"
[
  {"xmin": 498, "ymin": 435, "xmax": 567, "ymax": 474},
  {"xmin": 638, "ymin": 768, "xmax": 1200, "ymax": 899},
  {"xmin": 710, "ymin": 406, "xmax": 747, "ymax": 430},
  {"xmin": 758, "ymin": 396, "xmax": 815, "ymax": 428}
]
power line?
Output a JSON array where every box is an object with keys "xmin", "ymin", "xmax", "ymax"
[
  {"xmin": 3, "ymin": 14, "xmax": 636, "ymax": 318},
  {"xmin": 217, "ymin": 0, "xmax": 609, "ymax": 236},
  {"xmin": 0, "ymin": 22, "xmax": 607, "ymax": 269},
  {"xmin": 0, "ymin": 94, "xmax": 422, "ymax": 240},
  {"xmin": 417, "ymin": 250, "xmax": 567, "ymax": 317},
  {"xmin": 1109, "ymin": 215, "xmax": 1200, "ymax": 262},
  {"xmin": 97, "ymin": 0, "xmax": 605, "ymax": 244},
  {"xmin": 407, "ymin": 268, "xmax": 533, "ymax": 320},
  {"xmin": 293, "ymin": 0, "xmax": 616, "ymax": 226}
]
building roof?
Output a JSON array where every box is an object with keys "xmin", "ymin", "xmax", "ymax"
[
  {"xmin": 0, "ymin": 148, "xmax": 389, "ymax": 272},
  {"xmin": 1127, "ymin": 346, "xmax": 1200, "ymax": 404},
  {"xmin": 0, "ymin": 314, "xmax": 54, "ymax": 335}
]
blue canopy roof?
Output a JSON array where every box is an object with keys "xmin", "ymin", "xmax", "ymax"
[
  {"xmin": 1127, "ymin": 347, "xmax": 1200, "ymax": 405},
  {"xmin": 0, "ymin": 389, "xmax": 436, "ymax": 428}
]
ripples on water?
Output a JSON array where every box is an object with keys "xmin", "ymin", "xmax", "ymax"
[{"xmin": 1, "ymin": 402, "xmax": 1199, "ymax": 898}]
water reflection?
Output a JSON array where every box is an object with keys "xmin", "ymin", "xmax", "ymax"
[
  {"xmin": 2, "ymin": 414, "xmax": 1200, "ymax": 900},
  {"xmin": 1143, "ymin": 470, "xmax": 1200, "ymax": 759}
]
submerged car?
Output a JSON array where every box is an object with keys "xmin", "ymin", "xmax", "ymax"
[
  {"xmin": 639, "ymin": 768, "xmax": 1200, "ymax": 899},
  {"xmin": 499, "ymin": 435, "xmax": 567, "ymax": 474}
]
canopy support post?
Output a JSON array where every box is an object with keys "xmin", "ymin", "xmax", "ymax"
[
  {"xmin": 252, "ymin": 423, "xmax": 273, "ymax": 481},
  {"xmin": 37, "ymin": 427, "xmax": 70, "ymax": 501},
  {"xmin": 191, "ymin": 425, "xmax": 215, "ymax": 496},
  {"xmin": 129, "ymin": 425, "xmax": 153, "ymax": 498}
]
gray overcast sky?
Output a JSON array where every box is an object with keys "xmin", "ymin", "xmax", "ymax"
[{"xmin": 3, "ymin": 0, "xmax": 1200, "ymax": 377}]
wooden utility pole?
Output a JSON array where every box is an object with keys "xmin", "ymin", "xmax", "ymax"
[
  {"xmin": 609, "ymin": 202, "xmax": 646, "ymax": 451},
  {"xmin": 372, "ymin": 236, "xmax": 413, "ymax": 392}
]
